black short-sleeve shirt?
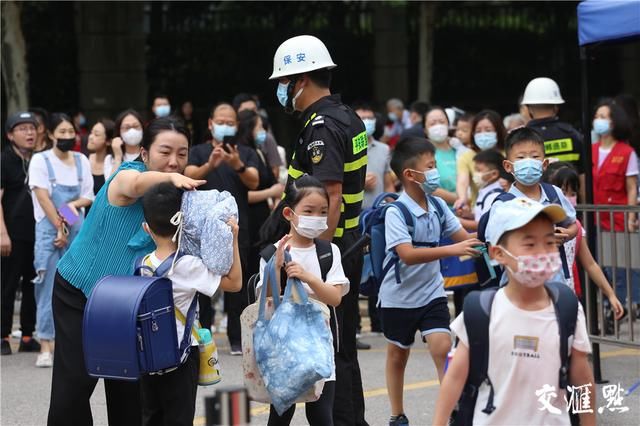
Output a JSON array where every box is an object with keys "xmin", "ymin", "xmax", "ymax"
[
  {"xmin": 1, "ymin": 146, "xmax": 35, "ymax": 242},
  {"xmin": 188, "ymin": 142, "xmax": 260, "ymax": 247}
]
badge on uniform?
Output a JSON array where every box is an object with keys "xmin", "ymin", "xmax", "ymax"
[{"xmin": 307, "ymin": 140, "xmax": 325, "ymax": 164}]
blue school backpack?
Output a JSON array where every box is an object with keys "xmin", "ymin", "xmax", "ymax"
[
  {"xmin": 452, "ymin": 281, "xmax": 578, "ymax": 425},
  {"xmin": 83, "ymin": 254, "xmax": 197, "ymax": 380},
  {"xmin": 359, "ymin": 192, "xmax": 445, "ymax": 296},
  {"xmin": 475, "ymin": 183, "xmax": 571, "ymax": 287}
]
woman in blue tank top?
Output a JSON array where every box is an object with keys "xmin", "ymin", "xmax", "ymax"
[{"xmin": 48, "ymin": 116, "xmax": 205, "ymax": 426}]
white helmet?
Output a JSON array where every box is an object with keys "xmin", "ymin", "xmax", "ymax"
[
  {"xmin": 269, "ymin": 35, "xmax": 337, "ymax": 80},
  {"xmin": 521, "ymin": 77, "xmax": 565, "ymax": 105}
]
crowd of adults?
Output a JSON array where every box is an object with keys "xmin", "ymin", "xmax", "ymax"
[{"xmin": 1, "ymin": 63, "xmax": 639, "ymax": 424}]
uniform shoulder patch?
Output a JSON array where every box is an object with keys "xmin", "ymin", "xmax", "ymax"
[
  {"xmin": 307, "ymin": 140, "xmax": 325, "ymax": 164},
  {"xmin": 311, "ymin": 115, "xmax": 325, "ymax": 126}
]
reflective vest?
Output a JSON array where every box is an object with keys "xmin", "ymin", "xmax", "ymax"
[
  {"xmin": 287, "ymin": 96, "xmax": 367, "ymax": 239},
  {"xmin": 592, "ymin": 141, "xmax": 633, "ymax": 232}
]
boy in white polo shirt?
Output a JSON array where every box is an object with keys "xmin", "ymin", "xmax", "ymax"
[{"xmin": 433, "ymin": 198, "xmax": 594, "ymax": 426}]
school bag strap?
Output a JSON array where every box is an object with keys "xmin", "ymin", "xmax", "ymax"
[
  {"xmin": 314, "ymin": 238, "xmax": 333, "ymax": 282},
  {"xmin": 476, "ymin": 188, "xmax": 504, "ymax": 211},
  {"xmin": 539, "ymin": 184, "xmax": 571, "ymax": 280},
  {"xmin": 383, "ymin": 195, "xmax": 444, "ymax": 284},
  {"xmin": 546, "ymin": 280, "xmax": 578, "ymax": 389},
  {"xmin": 460, "ymin": 287, "xmax": 498, "ymax": 422}
]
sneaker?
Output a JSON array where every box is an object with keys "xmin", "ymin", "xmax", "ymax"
[
  {"xmin": 230, "ymin": 344, "xmax": 242, "ymax": 356},
  {"xmin": 356, "ymin": 339, "xmax": 371, "ymax": 350},
  {"xmin": 19, "ymin": 337, "xmax": 41, "ymax": 352},
  {"xmin": 35, "ymin": 352, "xmax": 53, "ymax": 368},
  {"xmin": 1, "ymin": 339, "xmax": 11, "ymax": 356},
  {"xmin": 389, "ymin": 414, "xmax": 409, "ymax": 425}
]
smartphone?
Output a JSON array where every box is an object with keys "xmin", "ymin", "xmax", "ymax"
[
  {"xmin": 222, "ymin": 136, "xmax": 236, "ymax": 153},
  {"xmin": 58, "ymin": 205, "xmax": 79, "ymax": 226}
]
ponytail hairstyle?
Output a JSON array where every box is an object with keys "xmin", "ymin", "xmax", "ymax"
[{"xmin": 259, "ymin": 174, "xmax": 329, "ymax": 247}]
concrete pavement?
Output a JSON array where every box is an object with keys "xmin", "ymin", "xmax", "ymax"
[{"xmin": 2, "ymin": 329, "xmax": 639, "ymax": 425}]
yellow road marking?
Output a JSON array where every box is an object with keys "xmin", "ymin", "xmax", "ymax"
[
  {"xmin": 599, "ymin": 348, "xmax": 640, "ymax": 358},
  {"xmin": 193, "ymin": 348, "xmax": 639, "ymax": 423}
]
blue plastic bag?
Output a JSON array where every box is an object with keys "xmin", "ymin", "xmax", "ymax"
[{"xmin": 254, "ymin": 252, "xmax": 334, "ymax": 415}]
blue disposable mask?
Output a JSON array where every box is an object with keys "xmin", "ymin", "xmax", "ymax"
[
  {"xmin": 362, "ymin": 118, "xmax": 376, "ymax": 137},
  {"xmin": 413, "ymin": 168, "xmax": 440, "ymax": 195},
  {"xmin": 277, "ymin": 82, "xmax": 289, "ymax": 108},
  {"xmin": 474, "ymin": 132, "xmax": 498, "ymax": 150},
  {"xmin": 212, "ymin": 124, "xmax": 236, "ymax": 141},
  {"xmin": 255, "ymin": 130, "xmax": 267, "ymax": 145},
  {"xmin": 593, "ymin": 118, "xmax": 611, "ymax": 136},
  {"xmin": 154, "ymin": 105, "xmax": 171, "ymax": 118},
  {"xmin": 511, "ymin": 158, "xmax": 543, "ymax": 186},
  {"xmin": 388, "ymin": 112, "xmax": 398, "ymax": 122}
]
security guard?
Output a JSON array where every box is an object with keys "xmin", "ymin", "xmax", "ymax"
[
  {"xmin": 269, "ymin": 35, "xmax": 368, "ymax": 426},
  {"xmin": 522, "ymin": 77, "xmax": 586, "ymax": 200}
]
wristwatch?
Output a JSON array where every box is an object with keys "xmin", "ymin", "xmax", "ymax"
[{"xmin": 235, "ymin": 164, "xmax": 247, "ymax": 174}]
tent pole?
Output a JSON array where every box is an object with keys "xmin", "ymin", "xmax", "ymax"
[{"xmin": 581, "ymin": 45, "xmax": 606, "ymax": 384}]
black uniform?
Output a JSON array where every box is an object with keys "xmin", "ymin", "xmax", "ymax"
[
  {"xmin": 527, "ymin": 116, "xmax": 585, "ymax": 174},
  {"xmin": 286, "ymin": 94, "xmax": 368, "ymax": 426},
  {"xmin": 1, "ymin": 145, "xmax": 37, "ymax": 341}
]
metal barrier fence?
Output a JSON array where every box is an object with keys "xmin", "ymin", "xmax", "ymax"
[{"xmin": 577, "ymin": 204, "xmax": 640, "ymax": 352}]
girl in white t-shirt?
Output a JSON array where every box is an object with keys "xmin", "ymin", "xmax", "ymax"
[
  {"xmin": 545, "ymin": 163, "xmax": 624, "ymax": 320},
  {"xmin": 28, "ymin": 113, "xmax": 94, "ymax": 368},
  {"xmin": 258, "ymin": 174, "xmax": 349, "ymax": 426}
]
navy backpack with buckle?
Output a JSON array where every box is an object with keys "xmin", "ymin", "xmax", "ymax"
[{"xmin": 83, "ymin": 254, "xmax": 197, "ymax": 380}]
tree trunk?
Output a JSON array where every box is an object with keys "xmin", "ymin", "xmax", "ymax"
[
  {"xmin": 1, "ymin": 1, "xmax": 29, "ymax": 113},
  {"xmin": 417, "ymin": 2, "xmax": 436, "ymax": 102}
]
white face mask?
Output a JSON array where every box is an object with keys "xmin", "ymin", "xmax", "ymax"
[
  {"xmin": 122, "ymin": 128, "xmax": 143, "ymax": 146},
  {"xmin": 427, "ymin": 124, "xmax": 449, "ymax": 143},
  {"xmin": 292, "ymin": 212, "xmax": 328, "ymax": 239}
]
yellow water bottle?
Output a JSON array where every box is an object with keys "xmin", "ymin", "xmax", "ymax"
[{"xmin": 198, "ymin": 328, "xmax": 221, "ymax": 386}]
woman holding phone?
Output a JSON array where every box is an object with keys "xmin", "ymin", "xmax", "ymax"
[{"xmin": 28, "ymin": 113, "xmax": 94, "ymax": 368}]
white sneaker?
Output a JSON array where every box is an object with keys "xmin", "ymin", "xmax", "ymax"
[{"xmin": 35, "ymin": 352, "xmax": 53, "ymax": 368}]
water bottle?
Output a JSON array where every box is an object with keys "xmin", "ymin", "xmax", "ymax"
[{"xmin": 198, "ymin": 328, "xmax": 221, "ymax": 386}]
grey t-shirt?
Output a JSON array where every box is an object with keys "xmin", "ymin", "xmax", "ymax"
[{"xmin": 362, "ymin": 139, "xmax": 391, "ymax": 209}]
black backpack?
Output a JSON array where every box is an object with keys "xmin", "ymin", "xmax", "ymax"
[
  {"xmin": 475, "ymin": 183, "xmax": 572, "ymax": 287},
  {"xmin": 247, "ymin": 239, "xmax": 333, "ymax": 305},
  {"xmin": 452, "ymin": 281, "xmax": 578, "ymax": 426}
]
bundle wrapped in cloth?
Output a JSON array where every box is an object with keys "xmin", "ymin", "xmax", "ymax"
[{"xmin": 178, "ymin": 189, "xmax": 238, "ymax": 275}]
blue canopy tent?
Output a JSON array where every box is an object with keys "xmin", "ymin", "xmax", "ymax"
[
  {"xmin": 577, "ymin": 0, "xmax": 640, "ymax": 201},
  {"xmin": 577, "ymin": 0, "xmax": 640, "ymax": 383}
]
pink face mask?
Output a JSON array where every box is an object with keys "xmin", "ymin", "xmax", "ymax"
[{"xmin": 499, "ymin": 247, "xmax": 562, "ymax": 288}]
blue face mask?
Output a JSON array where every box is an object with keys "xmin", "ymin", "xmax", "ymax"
[
  {"xmin": 155, "ymin": 105, "xmax": 171, "ymax": 118},
  {"xmin": 388, "ymin": 112, "xmax": 398, "ymax": 122},
  {"xmin": 362, "ymin": 118, "xmax": 376, "ymax": 137},
  {"xmin": 255, "ymin": 130, "xmax": 267, "ymax": 145},
  {"xmin": 474, "ymin": 132, "xmax": 498, "ymax": 150},
  {"xmin": 593, "ymin": 118, "xmax": 611, "ymax": 136},
  {"xmin": 277, "ymin": 82, "xmax": 289, "ymax": 108},
  {"xmin": 512, "ymin": 158, "xmax": 543, "ymax": 186},
  {"xmin": 413, "ymin": 168, "xmax": 440, "ymax": 194},
  {"xmin": 212, "ymin": 124, "xmax": 236, "ymax": 141}
]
